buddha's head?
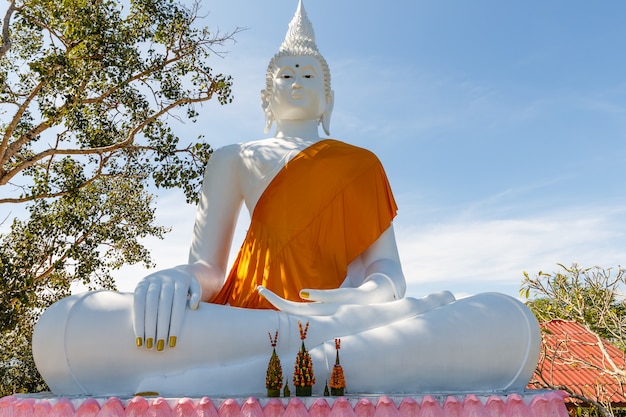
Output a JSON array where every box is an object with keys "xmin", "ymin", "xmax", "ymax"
[{"xmin": 261, "ymin": 0, "xmax": 334, "ymax": 135}]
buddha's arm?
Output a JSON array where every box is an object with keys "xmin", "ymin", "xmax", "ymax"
[
  {"xmin": 187, "ymin": 144, "xmax": 244, "ymax": 299},
  {"xmin": 359, "ymin": 224, "xmax": 407, "ymax": 299},
  {"xmin": 133, "ymin": 145, "xmax": 244, "ymax": 350}
]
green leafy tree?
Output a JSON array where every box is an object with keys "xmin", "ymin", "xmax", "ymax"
[
  {"xmin": 521, "ymin": 264, "xmax": 626, "ymax": 417},
  {"xmin": 0, "ymin": 0, "xmax": 239, "ymax": 394}
]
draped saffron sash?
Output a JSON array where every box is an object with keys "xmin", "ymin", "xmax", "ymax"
[{"xmin": 209, "ymin": 139, "xmax": 398, "ymax": 309}]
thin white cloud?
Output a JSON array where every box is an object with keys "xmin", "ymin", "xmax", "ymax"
[{"xmin": 396, "ymin": 203, "xmax": 626, "ymax": 299}]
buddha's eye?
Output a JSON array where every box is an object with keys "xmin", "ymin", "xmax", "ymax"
[
  {"xmin": 277, "ymin": 69, "xmax": 295, "ymax": 80},
  {"xmin": 303, "ymin": 74, "xmax": 313, "ymax": 79}
]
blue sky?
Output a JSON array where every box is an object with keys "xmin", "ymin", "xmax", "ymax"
[
  {"xmin": 5, "ymin": 1, "xmax": 626, "ymax": 299},
  {"xmin": 124, "ymin": 0, "xmax": 626, "ymax": 299}
]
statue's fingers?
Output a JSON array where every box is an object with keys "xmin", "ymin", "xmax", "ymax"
[
  {"xmin": 155, "ymin": 280, "xmax": 175, "ymax": 351},
  {"xmin": 168, "ymin": 279, "xmax": 193, "ymax": 349},
  {"xmin": 302, "ymin": 279, "xmax": 392, "ymax": 304},
  {"xmin": 257, "ymin": 286, "xmax": 339, "ymax": 316},
  {"xmin": 256, "ymin": 286, "xmax": 288, "ymax": 309},
  {"xmin": 188, "ymin": 277, "xmax": 201, "ymax": 310},
  {"xmin": 132, "ymin": 282, "xmax": 147, "ymax": 347},
  {"xmin": 143, "ymin": 281, "xmax": 161, "ymax": 350},
  {"xmin": 300, "ymin": 287, "xmax": 354, "ymax": 303}
]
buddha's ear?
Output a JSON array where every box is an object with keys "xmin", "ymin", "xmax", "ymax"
[
  {"xmin": 261, "ymin": 89, "xmax": 274, "ymax": 134},
  {"xmin": 321, "ymin": 90, "xmax": 334, "ymax": 136}
]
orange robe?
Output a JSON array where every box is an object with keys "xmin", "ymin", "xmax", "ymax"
[{"xmin": 210, "ymin": 139, "xmax": 398, "ymax": 309}]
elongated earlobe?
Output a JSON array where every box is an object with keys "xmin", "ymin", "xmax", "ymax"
[
  {"xmin": 261, "ymin": 89, "xmax": 275, "ymax": 134},
  {"xmin": 264, "ymin": 112, "xmax": 274, "ymax": 135},
  {"xmin": 321, "ymin": 90, "xmax": 334, "ymax": 136}
]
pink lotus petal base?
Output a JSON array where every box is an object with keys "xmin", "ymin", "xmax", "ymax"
[{"xmin": 0, "ymin": 392, "xmax": 568, "ymax": 417}]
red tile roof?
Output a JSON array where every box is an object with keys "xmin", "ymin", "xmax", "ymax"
[{"xmin": 529, "ymin": 320, "xmax": 626, "ymax": 406}]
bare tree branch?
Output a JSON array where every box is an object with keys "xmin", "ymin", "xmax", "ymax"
[
  {"xmin": 0, "ymin": 80, "xmax": 46, "ymax": 167},
  {"xmin": 0, "ymin": 0, "xmax": 19, "ymax": 57}
]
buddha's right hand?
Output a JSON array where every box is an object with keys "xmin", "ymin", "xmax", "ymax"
[{"xmin": 133, "ymin": 266, "xmax": 202, "ymax": 351}]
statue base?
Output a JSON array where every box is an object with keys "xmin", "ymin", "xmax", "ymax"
[{"xmin": 0, "ymin": 391, "xmax": 568, "ymax": 417}]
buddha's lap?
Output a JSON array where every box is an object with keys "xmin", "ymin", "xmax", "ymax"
[{"xmin": 33, "ymin": 290, "xmax": 539, "ymax": 396}]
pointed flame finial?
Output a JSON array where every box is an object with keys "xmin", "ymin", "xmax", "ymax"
[{"xmin": 279, "ymin": 0, "xmax": 319, "ymax": 55}]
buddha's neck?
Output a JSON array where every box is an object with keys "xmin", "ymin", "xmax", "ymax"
[{"xmin": 274, "ymin": 119, "xmax": 321, "ymax": 141}]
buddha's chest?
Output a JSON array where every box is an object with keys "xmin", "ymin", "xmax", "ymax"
[
  {"xmin": 239, "ymin": 138, "xmax": 317, "ymax": 209},
  {"xmin": 243, "ymin": 138, "xmax": 321, "ymax": 178}
]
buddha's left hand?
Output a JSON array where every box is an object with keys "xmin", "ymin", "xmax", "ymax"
[{"xmin": 257, "ymin": 273, "xmax": 398, "ymax": 316}]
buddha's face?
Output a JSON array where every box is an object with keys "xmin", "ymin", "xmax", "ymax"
[{"xmin": 268, "ymin": 55, "xmax": 326, "ymax": 122}]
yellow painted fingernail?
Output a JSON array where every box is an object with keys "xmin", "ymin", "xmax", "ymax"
[
  {"xmin": 169, "ymin": 336, "xmax": 177, "ymax": 348},
  {"xmin": 157, "ymin": 339, "xmax": 165, "ymax": 351},
  {"xmin": 301, "ymin": 291, "xmax": 309, "ymax": 299},
  {"xmin": 146, "ymin": 338, "xmax": 154, "ymax": 349},
  {"xmin": 136, "ymin": 337, "xmax": 143, "ymax": 347}
]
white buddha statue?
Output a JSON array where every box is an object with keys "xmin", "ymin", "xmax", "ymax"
[{"xmin": 32, "ymin": 1, "xmax": 540, "ymax": 397}]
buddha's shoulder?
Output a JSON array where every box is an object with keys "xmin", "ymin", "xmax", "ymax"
[
  {"xmin": 212, "ymin": 138, "xmax": 278, "ymax": 158},
  {"xmin": 324, "ymin": 139, "xmax": 380, "ymax": 161},
  {"xmin": 210, "ymin": 143, "xmax": 240, "ymax": 157},
  {"xmin": 215, "ymin": 137, "xmax": 313, "ymax": 161},
  {"xmin": 208, "ymin": 140, "xmax": 286, "ymax": 175},
  {"xmin": 209, "ymin": 141, "xmax": 266, "ymax": 164},
  {"xmin": 237, "ymin": 138, "xmax": 281, "ymax": 154},
  {"xmin": 210, "ymin": 138, "xmax": 379, "ymax": 163}
]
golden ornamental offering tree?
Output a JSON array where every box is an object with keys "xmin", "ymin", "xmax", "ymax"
[
  {"xmin": 293, "ymin": 321, "xmax": 315, "ymax": 396},
  {"xmin": 265, "ymin": 330, "xmax": 283, "ymax": 397},
  {"xmin": 330, "ymin": 338, "xmax": 346, "ymax": 396}
]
